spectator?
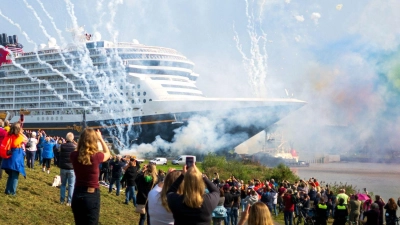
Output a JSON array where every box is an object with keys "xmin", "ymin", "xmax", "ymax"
[
  {"xmin": 148, "ymin": 170, "xmax": 183, "ymax": 225},
  {"xmin": 349, "ymin": 195, "xmax": 361, "ymax": 225},
  {"xmin": 283, "ymin": 189, "xmax": 295, "ymax": 225},
  {"xmin": 384, "ymin": 198, "xmax": 397, "ymax": 225},
  {"xmin": 337, "ymin": 189, "xmax": 349, "ymax": 206},
  {"xmin": 0, "ymin": 119, "xmax": 8, "ymax": 179},
  {"xmin": 136, "ymin": 163, "xmax": 158, "ymax": 225},
  {"xmin": 243, "ymin": 189, "xmax": 259, "ymax": 207},
  {"xmin": 121, "ymin": 158, "xmax": 139, "ymax": 206},
  {"xmin": 109, "ymin": 155, "xmax": 125, "ymax": 196},
  {"xmin": 240, "ymin": 184, "xmax": 249, "ymax": 212},
  {"xmin": 333, "ymin": 198, "xmax": 348, "ymax": 225},
  {"xmin": 25, "ymin": 131, "xmax": 38, "ymax": 169},
  {"xmin": 238, "ymin": 202, "xmax": 274, "ymax": 225},
  {"xmin": 223, "ymin": 184, "xmax": 233, "ymax": 225},
  {"xmin": 53, "ymin": 139, "xmax": 62, "ymax": 166},
  {"xmin": 70, "ymin": 128, "xmax": 110, "ymax": 225},
  {"xmin": 41, "ymin": 136, "xmax": 56, "ymax": 174},
  {"xmin": 59, "ymin": 132, "xmax": 76, "ymax": 206},
  {"xmin": 1, "ymin": 122, "xmax": 27, "ymax": 195},
  {"xmin": 3, "ymin": 120, "xmax": 10, "ymax": 132},
  {"xmin": 99, "ymin": 158, "xmax": 111, "ymax": 184},
  {"xmin": 362, "ymin": 203, "xmax": 379, "ymax": 225},
  {"xmin": 167, "ymin": 164, "xmax": 219, "ymax": 225},
  {"xmin": 374, "ymin": 195, "xmax": 385, "ymax": 225},
  {"xmin": 36, "ymin": 130, "xmax": 45, "ymax": 165},
  {"xmin": 231, "ymin": 186, "xmax": 241, "ymax": 225},
  {"xmin": 212, "ymin": 189, "xmax": 227, "ymax": 225}
]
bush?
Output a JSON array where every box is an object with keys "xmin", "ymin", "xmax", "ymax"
[{"xmin": 201, "ymin": 153, "xmax": 298, "ymax": 183}]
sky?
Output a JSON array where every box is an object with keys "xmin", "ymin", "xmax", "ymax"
[{"xmin": 0, "ymin": 0, "xmax": 400, "ymax": 158}]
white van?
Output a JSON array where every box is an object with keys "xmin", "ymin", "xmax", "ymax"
[
  {"xmin": 150, "ymin": 157, "xmax": 168, "ymax": 165},
  {"xmin": 171, "ymin": 155, "xmax": 196, "ymax": 165}
]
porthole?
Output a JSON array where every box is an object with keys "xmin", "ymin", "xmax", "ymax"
[
  {"xmin": 51, "ymin": 117, "xmax": 53, "ymax": 121},
  {"xmin": 126, "ymin": 92, "xmax": 128, "ymax": 96},
  {"xmin": 143, "ymin": 92, "xmax": 146, "ymax": 96},
  {"xmin": 46, "ymin": 117, "xmax": 49, "ymax": 121},
  {"xmin": 137, "ymin": 92, "xmax": 141, "ymax": 96},
  {"xmin": 114, "ymin": 100, "xmax": 117, "ymax": 104},
  {"xmin": 42, "ymin": 117, "xmax": 44, "ymax": 120},
  {"xmin": 37, "ymin": 117, "xmax": 40, "ymax": 121},
  {"xmin": 143, "ymin": 99, "xmax": 146, "ymax": 103},
  {"xmin": 120, "ymin": 101, "xmax": 122, "ymax": 104},
  {"xmin": 120, "ymin": 85, "xmax": 123, "ymax": 90},
  {"xmin": 60, "ymin": 116, "xmax": 63, "ymax": 120},
  {"xmin": 56, "ymin": 117, "xmax": 58, "ymax": 120},
  {"xmin": 149, "ymin": 99, "xmax": 152, "ymax": 101},
  {"xmin": 131, "ymin": 100, "xmax": 135, "ymax": 104},
  {"xmin": 137, "ymin": 84, "xmax": 140, "ymax": 89},
  {"xmin": 109, "ymin": 94, "xmax": 112, "ymax": 97},
  {"xmin": 138, "ymin": 99, "xmax": 140, "ymax": 103}
]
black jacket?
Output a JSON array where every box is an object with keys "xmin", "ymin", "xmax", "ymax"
[
  {"xmin": 121, "ymin": 166, "xmax": 138, "ymax": 186},
  {"xmin": 110, "ymin": 159, "xmax": 125, "ymax": 178},
  {"xmin": 58, "ymin": 141, "xmax": 76, "ymax": 170}
]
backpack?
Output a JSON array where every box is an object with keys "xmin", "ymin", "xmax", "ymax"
[
  {"xmin": 291, "ymin": 194, "xmax": 298, "ymax": 204},
  {"xmin": 0, "ymin": 135, "xmax": 12, "ymax": 159},
  {"xmin": 25, "ymin": 138, "xmax": 32, "ymax": 149}
]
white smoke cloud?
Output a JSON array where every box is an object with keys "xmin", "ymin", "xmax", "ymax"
[
  {"xmin": 294, "ymin": 35, "xmax": 301, "ymax": 42},
  {"xmin": 285, "ymin": 0, "xmax": 291, "ymax": 4},
  {"xmin": 310, "ymin": 12, "xmax": 321, "ymax": 24},
  {"xmin": 295, "ymin": 15, "xmax": 304, "ymax": 22}
]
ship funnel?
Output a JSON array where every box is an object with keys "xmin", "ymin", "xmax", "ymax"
[
  {"xmin": 2, "ymin": 33, "xmax": 7, "ymax": 45},
  {"xmin": 8, "ymin": 36, "xmax": 14, "ymax": 44},
  {"xmin": 13, "ymin": 35, "xmax": 18, "ymax": 44}
]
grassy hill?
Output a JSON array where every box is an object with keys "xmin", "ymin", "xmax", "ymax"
[{"xmin": 0, "ymin": 166, "xmax": 140, "ymax": 225}]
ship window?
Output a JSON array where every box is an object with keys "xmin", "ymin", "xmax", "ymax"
[
  {"xmin": 131, "ymin": 100, "xmax": 135, "ymax": 103},
  {"xmin": 143, "ymin": 92, "xmax": 146, "ymax": 96},
  {"xmin": 114, "ymin": 100, "xmax": 117, "ymax": 104},
  {"xmin": 137, "ymin": 92, "xmax": 141, "ymax": 96},
  {"xmin": 149, "ymin": 99, "xmax": 152, "ymax": 101},
  {"xmin": 120, "ymin": 101, "xmax": 122, "ymax": 104},
  {"xmin": 37, "ymin": 117, "xmax": 40, "ymax": 121},
  {"xmin": 56, "ymin": 117, "xmax": 58, "ymax": 120},
  {"xmin": 42, "ymin": 117, "xmax": 44, "ymax": 120},
  {"xmin": 51, "ymin": 117, "xmax": 53, "ymax": 120},
  {"xmin": 143, "ymin": 99, "xmax": 146, "ymax": 103},
  {"xmin": 120, "ymin": 86, "xmax": 123, "ymax": 90},
  {"xmin": 46, "ymin": 117, "xmax": 49, "ymax": 121},
  {"xmin": 137, "ymin": 84, "xmax": 140, "ymax": 89},
  {"xmin": 126, "ymin": 92, "xmax": 128, "ymax": 96},
  {"xmin": 60, "ymin": 116, "xmax": 63, "ymax": 120},
  {"xmin": 109, "ymin": 94, "xmax": 112, "ymax": 97}
]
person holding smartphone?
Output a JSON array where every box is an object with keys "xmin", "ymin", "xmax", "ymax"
[{"xmin": 167, "ymin": 163, "xmax": 219, "ymax": 225}]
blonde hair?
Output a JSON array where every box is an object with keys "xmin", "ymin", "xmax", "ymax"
[
  {"xmin": 248, "ymin": 202, "xmax": 274, "ymax": 225},
  {"xmin": 144, "ymin": 164, "xmax": 158, "ymax": 185},
  {"xmin": 76, "ymin": 128, "xmax": 99, "ymax": 165},
  {"xmin": 161, "ymin": 170, "xmax": 183, "ymax": 212},
  {"xmin": 183, "ymin": 167, "xmax": 205, "ymax": 208}
]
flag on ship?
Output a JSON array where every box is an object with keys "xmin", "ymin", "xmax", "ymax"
[{"xmin": 6, "ymin": 44, "xmax": 24, "ymax": 53}]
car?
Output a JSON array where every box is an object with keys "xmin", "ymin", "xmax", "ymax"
[
  {"xmin": 171, "ymin": 155, "xmax": 196, "ymax": 165},
  {"xmin": 149, "ymin": 157, "xmax": 167, "ymax": 165}
]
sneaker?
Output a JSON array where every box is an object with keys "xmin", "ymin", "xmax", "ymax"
[
  {"xmin": 47, "ymin": 170, "xmax": 50, "ymax": 174},
  {"xmin": 42, "ymin": 168, "xmax": 45, "ymax": 172},
  {"xmin": 66, "ymin": 203, "xmax": 71, "ymax": 207}
]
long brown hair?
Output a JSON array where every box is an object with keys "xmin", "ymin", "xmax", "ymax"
[
  {"xmin": 248, "ymin": 202, "xmax": 274, "ymax": 225},
  {"xmin": 183, "ymin": 166, "xmax": 205, "ymax": 208},
  {"xmin": 160, "ymin": 170, "xmax": 183, "ymax": 212},
  {"xmin": 387, "ymin": 198, "xmax": 398, "ymax": 211},
  {"xmin": 76, "ymin": 128, "xmax": 99, "ymax": 165}
]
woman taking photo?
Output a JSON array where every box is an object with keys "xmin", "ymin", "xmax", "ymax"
[
  {"xmin": 167, "ymin": 164, "xmax": 219, "ymax": 225},
  {"xmin": 148, "ymin": 170, "xmax": 183, "ymax": 225},
  {"xmin": 70, "ymin": 128, "xmax": 110, "ymax": 225},
  {"xmin": 1, "ymin": 122, "xmax": 27, "ymax": 196},
  {"xmin": 238, "ymin": 202, "xmax": 274, "ymax": 225},
  {"xmin": 135, "ymin": 163, "xmax": 158, "ymax": 225},
  {"xmin": 384, "ymin": 198, "xmax": 398, "ymax": 225}
]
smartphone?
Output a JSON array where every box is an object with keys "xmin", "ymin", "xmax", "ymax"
[
  {"xmin": 186, "ymin": 156, "xmax": 194, "ymax": 168},
  {"xmin": 20, "ymin": 114, "xmax": 24, "ymax": 123},
  {"xmin": 364, "ymin": 188, "xmax": 367, "ymax": 192}
]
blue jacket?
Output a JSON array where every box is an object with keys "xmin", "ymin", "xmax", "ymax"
[
  {"xmin": 1, "ymin": 147, "xmax": 26, "ymax": 177},
  {"xmin": 42, "ymin": 139, "xmax": 56, "ymax": 159}
]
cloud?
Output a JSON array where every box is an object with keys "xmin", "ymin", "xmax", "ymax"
[
  {"xmin": 310, "ymin": 12, "xmax": 321, "ymax": 24},
  {"xmin": 295, "ymin": 15, "xmax": 304, "ymax": 22},
  {"xmin": 285, "ymin": 0, "xmax": 291, "ymax": 4}
]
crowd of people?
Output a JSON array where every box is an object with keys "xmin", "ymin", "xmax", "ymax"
[{"xmin": 1, "ymin": 119, "xmax": 399, "ymax": 225}]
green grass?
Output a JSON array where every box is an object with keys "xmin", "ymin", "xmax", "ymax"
[{"xmin": 0, "ymin": 165, "xmax": 140, "ymax": 225}]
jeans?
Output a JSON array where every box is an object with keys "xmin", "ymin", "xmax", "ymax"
[
  {"xmin": 36, "ymin": 148, "xmax": 43, "ymax": 164},
  {"xmin": 109, "ymin": 177, "xmax": 121, "ymax": 196},
  {"xmin": 60, "ymin": 169, "xmax": 75, "ymax": 203},
  {"xmin": 125, "ymin": 186, "xmax": 137, "ymax": 206},
  {"xmin": 71, "ymin": 187, "xmax": 100, "ymax": 225},
  {"xmin": 284, "ymin": 211, "xmax": 293, "ymax": 225},
  {"xmin": 26, "ymin": 151, "xmax": 36, "ymax": 169},
  {"xmin": 230, "ymin": 207, "xmax": 238, "ymax": 225},
  {"xmin": 5, "ymin": 170, "xmax": 19, "ymax": 195},
  {"xmin": 224, "ymin": 207, "xmax": 231, "ymax": 225},
  {"xmin": 273, "ymin": 204, "xmax": 278, "ymax": 216},
  {"xmin": 241, "ymin": 201, "xmax": 247, "ymax": 212}
]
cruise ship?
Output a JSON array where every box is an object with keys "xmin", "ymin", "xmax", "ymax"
[{"xmin": 0, "ymin": 32, "xmax": 305, "ymax": 150}]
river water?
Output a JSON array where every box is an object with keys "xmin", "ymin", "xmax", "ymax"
[{"xmin": 293, "ymin": 162, "xmax": 400, "ymax": 202}]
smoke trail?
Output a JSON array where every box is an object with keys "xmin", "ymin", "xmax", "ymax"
[
  {"xmin": 233, "ymin": 0, "xmax": 269, "ymax": 98},
  {"xmin": 23, "ymin": 0, "xmax": 94, "ymax": 101},
  {"xmin": 35, "ymin": 0, "xmax": 66, "ymax": 45}
]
